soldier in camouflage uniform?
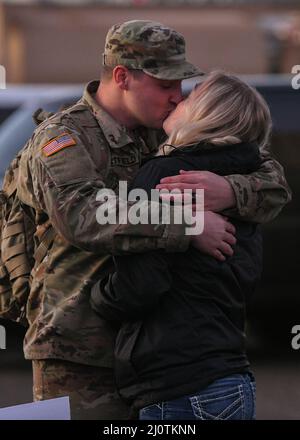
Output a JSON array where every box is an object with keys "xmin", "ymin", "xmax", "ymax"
[{"xmin": 16, "ymin": 20, "xmax": 291, "ymax": 419}]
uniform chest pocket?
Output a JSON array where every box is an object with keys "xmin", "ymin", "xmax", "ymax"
[{"xmin": 107, "ymin": 152, "xmax": 141, "ymax": 191}]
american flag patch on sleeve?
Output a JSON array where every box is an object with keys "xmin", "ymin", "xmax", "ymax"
[{"xmin": 42, "ymin": 133, "xmax": 77, "ymax": 157}]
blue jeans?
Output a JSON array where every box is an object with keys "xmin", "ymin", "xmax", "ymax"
[{"xmin": 139, "ymin": 373, "xmax": 256, "ymax": 420}]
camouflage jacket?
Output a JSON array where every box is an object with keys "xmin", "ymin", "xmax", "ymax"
[{"xmin": 16, "ymin": 80, "xmax": 291, "ymax": 366}]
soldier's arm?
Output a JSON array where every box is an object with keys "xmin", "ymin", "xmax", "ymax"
[
  {"xmin": 30, "ymin": 124, "xmax": 189, "ymax": 255},
  {"xmin": 156, "ymin": 152, "xmax": 291, "ymax": 224},
  {"xmin": 224, "ymin": 152, "xmax": 292, "ymax": 223}
]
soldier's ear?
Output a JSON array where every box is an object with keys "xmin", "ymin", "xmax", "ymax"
[{"xmin": 113, "ymin": 66, "xmax": 129, "ymax": 90}]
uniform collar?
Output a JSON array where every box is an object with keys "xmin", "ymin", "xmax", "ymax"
[{"xmin": 81, "ymin": 80, "xmax": 135, "ymax": 149}]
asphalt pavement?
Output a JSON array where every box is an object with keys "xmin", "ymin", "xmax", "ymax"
[{"xmin": 0, "ymin": 345, "xmax": 299, "ymax": 420}]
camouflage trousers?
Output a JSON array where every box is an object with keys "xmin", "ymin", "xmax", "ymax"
[{"xmin": 32, "ymin": 359, "xmax": 131, "ymax": 420}]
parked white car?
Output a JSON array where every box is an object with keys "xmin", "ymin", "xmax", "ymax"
[{"xmin": 0, "ymin": 85, "xmax": 83, "ymax": 184}]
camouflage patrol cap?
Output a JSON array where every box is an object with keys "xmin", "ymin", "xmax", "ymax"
[{"xmin": 103, "ymin": 20, "xmax": 203, "ymax": 80}]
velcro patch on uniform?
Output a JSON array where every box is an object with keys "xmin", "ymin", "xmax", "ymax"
[{"xmin": 42, "ymin": 133, "xmax": 76, "ymax": 157}]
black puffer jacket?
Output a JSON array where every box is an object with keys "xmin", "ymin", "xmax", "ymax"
[{"xmin": 91, "ymin": 142, "xmax": 262, "ymax": 411}]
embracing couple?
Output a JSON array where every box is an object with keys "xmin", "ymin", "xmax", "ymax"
[{"xmin": 16, "ymin": 20, "xmax": 291, "ymax": 420}]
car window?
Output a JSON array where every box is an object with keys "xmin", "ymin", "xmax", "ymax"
[
  {"xmin": 0, "ymin": 108, "xmax": 20, "ymax": 125},
  {"xmin": 0, "ymin": 96, "xmax": 80, "ymax": 184}
]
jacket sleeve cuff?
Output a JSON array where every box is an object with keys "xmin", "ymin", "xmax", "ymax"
[
  {"xmin": 161, "ymin": 222, "xmax": 191, "ymax": 252},
  {"xmin": 223, "ymin": 175, "xmax": 257, "ymax": 219}
]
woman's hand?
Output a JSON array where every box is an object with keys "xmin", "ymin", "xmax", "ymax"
[
  {"xmin": 156, "ymin": 170, "xmax": 236, "ymax": 212},
  {"xmin": 191, "ymin": 211, "xmax": 236, "ymax": 261}
]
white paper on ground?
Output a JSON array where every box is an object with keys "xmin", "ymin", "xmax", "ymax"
[{"xmin": 0, "ymin": 396, "xmax": 71, "ymax": 420}]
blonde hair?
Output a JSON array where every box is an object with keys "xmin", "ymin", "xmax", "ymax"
[{"xmin": 159, "ymin": 71, "xmax": 272, "ymax": 156}]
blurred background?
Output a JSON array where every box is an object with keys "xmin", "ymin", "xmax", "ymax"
[{"xmin": 0, "ymin": 0, "xmax": 299, "ymax": 420}]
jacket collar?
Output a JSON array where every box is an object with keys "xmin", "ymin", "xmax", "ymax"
[{"xmin": 81, "ymin": 80, "xmax": 135, "ymax": 150}]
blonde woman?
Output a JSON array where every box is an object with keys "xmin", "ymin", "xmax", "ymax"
[{"xmin": 91, "ymin": 71, "xmax": 272, "ymax": 420}]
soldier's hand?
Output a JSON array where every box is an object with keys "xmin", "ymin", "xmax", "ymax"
[
  {"xmin": 191, "ymin": 211, "xmax": 236, "ymax": 261},
  {"xmin": 156, "ymin": 170, "xmax": 236, "ymax": 212}
]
